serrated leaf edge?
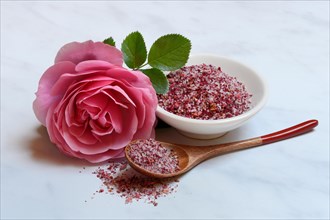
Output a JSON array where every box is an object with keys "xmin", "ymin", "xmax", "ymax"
[
  {"xmin": 103, "ymin": 37, "xmax": 116, "ymax": 46},
  {"xmin": 141, "ymin": 68, "xmax": 169, "ymax": 94},
  {"xmin": 148, "ymin": 34, "xmax": 191, "ymax": 70},
  {"xmin": 121, "ymin": 31, "xmax": 147, "ymax": 69}
]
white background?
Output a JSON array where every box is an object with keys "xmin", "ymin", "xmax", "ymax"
[{"xmin": 1, "ymin": 1, "xmax": 329, "ymax": 219}]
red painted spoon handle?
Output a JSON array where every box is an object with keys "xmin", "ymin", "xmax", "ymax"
[
  {"xmin": 260, "ymin": 119, "xmax": 318, "ymax": 144},
  {"xmin": 182, "ymin": 120, "xmax": 319, "ymax": 167}
]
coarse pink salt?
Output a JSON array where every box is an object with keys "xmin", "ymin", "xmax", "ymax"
[
  {"xmin": 157, "ymin": 64, "xmax": 252, "ymax": 120},
  {"xmin": 127, "ymin": 139, "xmax": 180, "ymax": 174},
  {"xmin": 93, "ymin": 160, "xmax": 179, "ymax": 206}
]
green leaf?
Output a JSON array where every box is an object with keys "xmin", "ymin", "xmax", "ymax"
[
  {"xmin": 103, "ymin": 37, "xmax": 116, "ymax": 46},
  {"xmin": 148, "ymin": 34, "xmax": 191, "ymax": 71},
  {"xmin": 141, "ymin": 68, "xmax": 169, "ymax": 94},
  {"xmin": 121, "ymin": 31, "xmax": 147, "ymax": 69}
]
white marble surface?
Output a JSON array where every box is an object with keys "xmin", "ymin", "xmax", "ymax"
[{"xmin": 1, "ymin": 1, "xmax": 329, "ymax": 219}]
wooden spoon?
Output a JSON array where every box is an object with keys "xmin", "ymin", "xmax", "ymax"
[{"xmin": 125, "ymin": 120, "xmax": 318, "ymax": 179}]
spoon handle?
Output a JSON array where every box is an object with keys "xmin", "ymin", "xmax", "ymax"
[
  {"xmin": 260, "ymin": 119, "xmax": 318, "ymax": 144},
  {"xmin": 201, "ymin": 120, "xmax": 318, "ymax": 158}
]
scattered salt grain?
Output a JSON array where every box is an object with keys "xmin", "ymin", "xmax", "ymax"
[{"xmin": 93, "ymin": 160, "xmax": 179, "ymax": 206}]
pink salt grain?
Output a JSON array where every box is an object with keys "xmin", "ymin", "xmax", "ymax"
[
  {"xmin": 157, "ymin": 64, "xmax": 252, "ymax": 120},
  {"xmin": 93, "ymin": 160, "xmax": 179, "ymax": 206},
  {"xmin": 127, "ymin": 139, "xmax": 180, "ymax": 174}
]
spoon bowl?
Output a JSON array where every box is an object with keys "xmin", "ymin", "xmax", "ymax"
[
  {"xmin": 125, "ymin": 142, "xmax": 190, "ymax": 178},
  {"xmin": 125, "ymin": 120, "xmax": 318, "ymax": 179}
]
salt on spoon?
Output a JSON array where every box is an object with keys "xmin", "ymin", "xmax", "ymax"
[{"xmin": 125, "ymin": 120, "xmax": 318, "ymax": 179}]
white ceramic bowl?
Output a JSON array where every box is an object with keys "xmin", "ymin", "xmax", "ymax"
[{"xmin": 156, "ymin": 54, "xmax": 268, "ymax": 139}]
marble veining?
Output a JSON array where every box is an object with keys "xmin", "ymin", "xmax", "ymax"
[{"xmin": 1, "ymin": 1, "xmax": 329, "ymax": 219}]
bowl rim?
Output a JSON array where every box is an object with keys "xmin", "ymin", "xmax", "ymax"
[{"xmin": 156, "ymin": 54, "xmax": 268, "ymax": 125}]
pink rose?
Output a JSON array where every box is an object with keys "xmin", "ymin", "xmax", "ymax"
[{"xmin": 33, "ymin": 41, "xmax": 157, "ymax": 163}]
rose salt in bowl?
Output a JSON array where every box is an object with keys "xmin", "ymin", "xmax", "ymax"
[{"xmin": 156, "ymin": 54, "xmax": 268, "ymax": 139}]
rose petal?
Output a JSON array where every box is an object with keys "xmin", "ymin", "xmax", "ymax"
[
  {"xmin": 55, "ymin": 40, "xmax": 123, "ymax": 66},
  {"xmin": 48, "ymin": 106, "xmax": 124, "ymax": 162},
  {"xmin": 102, "ymin": 98, "xmax": 123, "ymax": 134},
  {"xmin": 69, "ymin": 122, "xmax": 88, "ymax": 138},
  {"xmin": 75, "ymin": 60, "xmax": 116, "ymax": 72},
  {"xmin": 121, "ymin": 87, "xmax": 145, "ymax": 129},
  {"xmin": 89, "ymin": 120, "xmax": 114, "ymax": 136},
  {"xmin": 46, "ymin": 105, "xmax": 73, "ymax": 155},
  {"xmin": 55, "ymin": 98, "xmax": 129, "ymax": 155},
  {"xmin": 81, "ymin": 78, "xmax": 116, "ymax": 92},
  {"xmin": 51, "ymin": 73, "xmax": 114, "ymax": 98},
  {"xmin": 33, "ymin": 61, "xmax": 76, "ymax": 125},
  {"xmin": 102, "ymin": 85, "xmax": 136, "ymax": 108},
  {"xmin": 101, "ymin": 105, "xmax": 138, "ymax": 150},
  {"xmin": 107, "ymin": 68, "xmax": 154, "ymax": 89}
]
